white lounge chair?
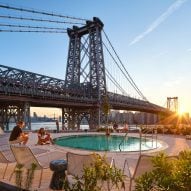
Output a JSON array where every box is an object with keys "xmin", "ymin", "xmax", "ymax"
[
  {"xmin": 66, "ymin": 152, "xmax": 114, "ymax": 189},
  {"xmin": 0, "ymin": 149, "xmax": 15, "ymax": 179},
  {"xmin": 67, "ymin": 152, "xmax": 95, "ymax": 178},
  {"xmin": 125, "ymin": 155, "xmax": 154, "ymax": 191},
  {"xmin": 10, "ymin": 145, "xmax": 49, "ymax": 188},
  {"xmin": 0, "ymin": 126, "xmax": 4, "ymax": 135}
]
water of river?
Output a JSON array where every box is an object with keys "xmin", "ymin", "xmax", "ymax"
[
  {"xmin": 7, "ymin": 123, "xmax": 139, "ymax": 132},
  {"xmin": 8, "ymin": 122, "xmax": 89, "ymax": 131}
]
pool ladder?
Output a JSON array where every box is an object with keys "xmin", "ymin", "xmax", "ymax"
[
  {"xmin": 139, "ymin": 126, "xmax": 158, "ymax": 154},
  {"xmin": 118, "ymin": 126, "xmax": 158, "ymax": 152},
  {"xmin": 119, "ymin": 132, "xmax": 128, "ymax": 151}
]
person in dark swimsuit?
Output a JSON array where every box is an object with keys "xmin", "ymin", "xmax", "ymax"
[{"xmin": 9, "ymin": 121, "xmax": 29, "ymax": 145}]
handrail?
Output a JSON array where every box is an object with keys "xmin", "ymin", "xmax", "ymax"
[
  {"xmin": 141, "ymin": 127, "xmax": 153, "ymax": 134},
  {"xmin": 119, "ymin": 132, "xmax": 128, "ymax": 151},
  {"xmin": 139, "ymin": 125, "xmax": 158, "ymax": 154}
]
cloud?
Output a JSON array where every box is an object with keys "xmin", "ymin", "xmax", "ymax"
[
  {"xmin": 164, "ymin": 77, "xmax": 184, "ymax": 87},
  {"xmin": 187, "ymin": 48, "xmax": 191, "ymax": 52},
  {"xmin": 141, "ymin": 51, "xmax": 168, "ymax": 64},
  {"xmin": 129, "ymin": 0, "xmax": 187, "ymax": 46},
  {"xmin": 151, "ymin": 51, "xmax": 168, "ymax": 59}
]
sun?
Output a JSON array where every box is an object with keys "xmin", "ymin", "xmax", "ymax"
[{"xmin": 177, "ymin": 107, "xmax": 186, "ymax": 116}]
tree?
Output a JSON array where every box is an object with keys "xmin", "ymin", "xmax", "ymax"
[{"xmin": 102, "ymin": 95, "xmax": 110, "ymax": 117}]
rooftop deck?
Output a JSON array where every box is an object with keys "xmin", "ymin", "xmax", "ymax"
[{"xmin": 0, "ymin": 132, "xmax": 191, "ymax": 190}]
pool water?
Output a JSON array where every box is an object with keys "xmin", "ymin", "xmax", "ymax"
[{"xmin": 55, "ymin": 135, "xmax": 160, "ymax": 152}]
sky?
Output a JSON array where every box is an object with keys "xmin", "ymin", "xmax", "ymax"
[{"xmin": 0, "ymin": 0, "xmax": 191, "ymax": 116}]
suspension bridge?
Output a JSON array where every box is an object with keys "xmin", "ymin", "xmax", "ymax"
[{"xmin": 0, "ymin": 4, "xmax": 170, "ymax": 130}]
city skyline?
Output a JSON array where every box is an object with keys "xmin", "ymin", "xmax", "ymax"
[
  {"xmin": 31, "ymin": 107, "xmax": 62, "ymax": 118},
  {"xmin": 0, "ymin": 0, "xmax": 191, "ymax": 114}
]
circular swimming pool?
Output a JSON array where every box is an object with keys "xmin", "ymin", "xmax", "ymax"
[{"xmin": 55, "ymin": 135, "xmax": 160, "ymax": 152}]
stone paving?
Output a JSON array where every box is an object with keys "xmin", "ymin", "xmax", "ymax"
[{"xmin": 0, "ymin": 131, "xmax": 191, "ymax": 190}]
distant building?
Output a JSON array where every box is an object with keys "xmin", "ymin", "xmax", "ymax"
[{"xmin": 108, "ymin": 110, "xmax": 158, "ymax": 125}]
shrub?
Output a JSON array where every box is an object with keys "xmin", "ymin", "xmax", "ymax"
[
  {"xmin": 173, "ymin": 150, "xmax": 191, "ymax": 190},
  {"xmin": 156, "ymin": 127, "xmax": 163, "ymax": 134},
  {"xmin": 181, "ymin": 126, "xmax": 191, "ymax": 135},
  {"xmin": 135, "ymin": 150, "xmax": 191, "ymax": 191},
  {"xmin": 135, "ymin": 172, "xmax": 154, "ymax": 191}
]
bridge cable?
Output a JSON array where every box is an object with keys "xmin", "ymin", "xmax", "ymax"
[
  {"xmin": 0, "ymin": 23, "xmax": 67, "ymax": 31},
  {"xmin": 103, "ymin": 41, "xmax": 144, "ymax": 99},
  {"xmin": 106, "ymin": 69, "xmax": 127, "ymax": 94},
  {"xmin": 81, "ymin": 36, "xmax": 126, "ymax": 94},
  {"xmin": 105, "ymin": 68, "xmax": 128, "ymax": 95},
  {"xmin": 106, "ymin": 72, "xmax": 126, "ymax": 95},
  {"xmin": 0, "ymin": 15, "xmax": 84, "ymax": 25},
  {"xmin": 103, "ymin": 30, "xmax": 147, "ymax": 101},
  {"xmin": 103, "ymin": 30, "xmax": 146, "ymax": 100},
  {"xmin": 0, "ymin": 29, "xmax": 67, "ymax": 33},
  {"xmin": 0, "ymin": 4, "xmax": 87, "ymax": 21}
]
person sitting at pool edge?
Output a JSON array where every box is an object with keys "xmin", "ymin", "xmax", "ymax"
[
  {"xmin": 9, "ymin": 121, "xmax": 29, "ymax": 145},
  {"xmin": 123, "ymin": 122, "xmax": 129, "ymax": 133},
  {"xmin": 37, "ymin": 127, "xmax": 54, "ymax": 145}
]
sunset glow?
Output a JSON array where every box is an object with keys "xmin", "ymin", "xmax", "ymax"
[{"xmin": 178, "ymin": 106, "xmax": 187, "ymax": 116}]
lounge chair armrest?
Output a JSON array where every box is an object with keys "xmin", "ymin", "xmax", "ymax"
[{"xmin": 110, "ymin": 157, "xmax": 115, "ymax": 168}]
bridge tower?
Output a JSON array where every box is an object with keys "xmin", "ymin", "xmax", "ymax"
[
  {"xmin": 167, "ymin": 97, "xmax": 178, "ymax": 113},
  {"xmin": 63, "ymin": 17, "xmax": 107, "ymax": 129}
]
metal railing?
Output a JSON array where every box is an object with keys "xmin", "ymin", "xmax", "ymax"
[
  {"xmin": 119, "ymin": 131, "xmax": 128, "ymax": 151},
  {"xmin": 139, "ymin": 125, "xmax": 158, "ymax": 154}
]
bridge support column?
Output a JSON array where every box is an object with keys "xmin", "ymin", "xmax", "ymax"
[
  {"xmin": 62, "ymin": 106, "xmax": 107, "ymax": 130},
  {"xmin": 23, "ymin": 102, "xmax": 31, "ymax": 130},
  {"xmin": 68, "ymin": 109, "xmax": 76, "ymax": 130},
  {"xmin": 89, "ymin": 108, "xmax": 100, "ymax": 130},
  {"xmin": 0, "ymin": 102, "xmax": 31, "ymax": 131},
  {"xmin": 62, "ymin": 108, "xmax": 92, "ymax": 130},
  {"xmin": 62, "ymin": 108, "xmax": 78, "ymax": 130},
  {"xmin": 0, "ymin": 106, "xmax": 8, "ymax": 131},
  {"xmin": 62, "ymin": 108, "xmax": 65, "ymax": 130}
]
